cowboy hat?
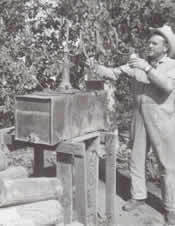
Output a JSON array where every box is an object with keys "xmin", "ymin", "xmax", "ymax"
[{"xmin": 149, "ymin": 24, "xmax": 175, "ymax": 58}]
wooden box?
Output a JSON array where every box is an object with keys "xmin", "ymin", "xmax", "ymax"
[{"xmin": 15, "ymin": 91, "xmax": 107, "ymax": 146}]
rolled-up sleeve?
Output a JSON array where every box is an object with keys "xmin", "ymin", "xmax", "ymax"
[
  {"xmin": 95, "ymin": 63, "xmax": 135, "ymax": 80},
  {"xmin": 95, "ymin": 63, "xmax": 150, "ymax": 83}
]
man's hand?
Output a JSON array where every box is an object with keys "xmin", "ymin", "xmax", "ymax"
[{"xmin": 128, "ymin": 57, "xmax": 151, "ymax": 72}]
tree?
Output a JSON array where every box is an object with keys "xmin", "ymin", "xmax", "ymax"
[{"xmin": 0, "ymin": 0, "xmax": 175, "ymax": 130}]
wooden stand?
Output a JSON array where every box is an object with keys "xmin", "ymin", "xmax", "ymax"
[
  {"xmin": 0, "ymin": 127, "xmax": 118, "ymax": 226},
  {"xmin": 56, "ymin": 132, "xmax": 99, "ymax": 225},
  {"xmin": 0, "ymin": 127, "xmax": 119, "ymax": 225},
  {"xmin": 54, "ymin": 131, "xmax": 118, "ymax": 226}
]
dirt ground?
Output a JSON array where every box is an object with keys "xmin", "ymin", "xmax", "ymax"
[{"xmin": 7, "ymin": 148, "xmax": 166, "ymax": 226}]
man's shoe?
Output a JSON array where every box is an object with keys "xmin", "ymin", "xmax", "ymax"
[{"xmin": 122, "ymin": 199, "xmax": 146, "ymax": 211}]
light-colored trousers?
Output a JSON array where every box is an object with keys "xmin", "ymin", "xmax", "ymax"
[{"xmin": 130, "ymin": 91, "xmax": 175, "ymax": 211}]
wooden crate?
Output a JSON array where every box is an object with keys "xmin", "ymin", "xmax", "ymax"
[{"xmin": 15, "ymin": 91, "xmax": 107, "ymax": 146}]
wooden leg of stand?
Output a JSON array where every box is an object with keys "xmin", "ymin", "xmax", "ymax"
[
  {"xmin": 57, "ymin": 151, "xmax": 73, "ymax": 225},
  {"xmin": 33, "ymin": 145, "xmax": 44, "ymax": 177},
  {"xmin": 86, "ymin": 136, "xmax": 100, "ymax": 226},
  {"xmin": 104, "ymin": 132, "xmax": 119, "ymax": 226},
  {"xmin": 74, "ymin": 142, "xmax": 87, "ymax": 225}
]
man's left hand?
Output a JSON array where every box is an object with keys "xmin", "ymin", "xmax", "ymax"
[{"xmin": 128, "ymin": 57, "xmax": 150, "ymax": 72}]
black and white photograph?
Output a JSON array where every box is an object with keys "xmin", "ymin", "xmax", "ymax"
[{"xmin": 0, "ymin": 0, "xmax": 175, "ymax": 225}]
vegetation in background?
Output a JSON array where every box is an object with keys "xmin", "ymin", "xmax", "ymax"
[{"xmin": 0, "ymin": 0, "xmax": 175, "ymax": 180}]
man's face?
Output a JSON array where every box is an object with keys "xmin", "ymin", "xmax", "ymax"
[{"xmin": 147, "ymin": 34, "xmax": 168, "ymax": 59}]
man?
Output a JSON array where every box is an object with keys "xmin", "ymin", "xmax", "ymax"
[{"xmin": 88, "ymin": 25, "xmax": 175, "ymax": 225}]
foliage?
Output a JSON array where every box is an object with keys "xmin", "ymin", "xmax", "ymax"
[
  {"xmin": 1, "ymin": 0, "xmax": 175, "ymax": 182},
  {"xmin": 0, "ymin": 0, "xmax": 175, "ymax": 130}
]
